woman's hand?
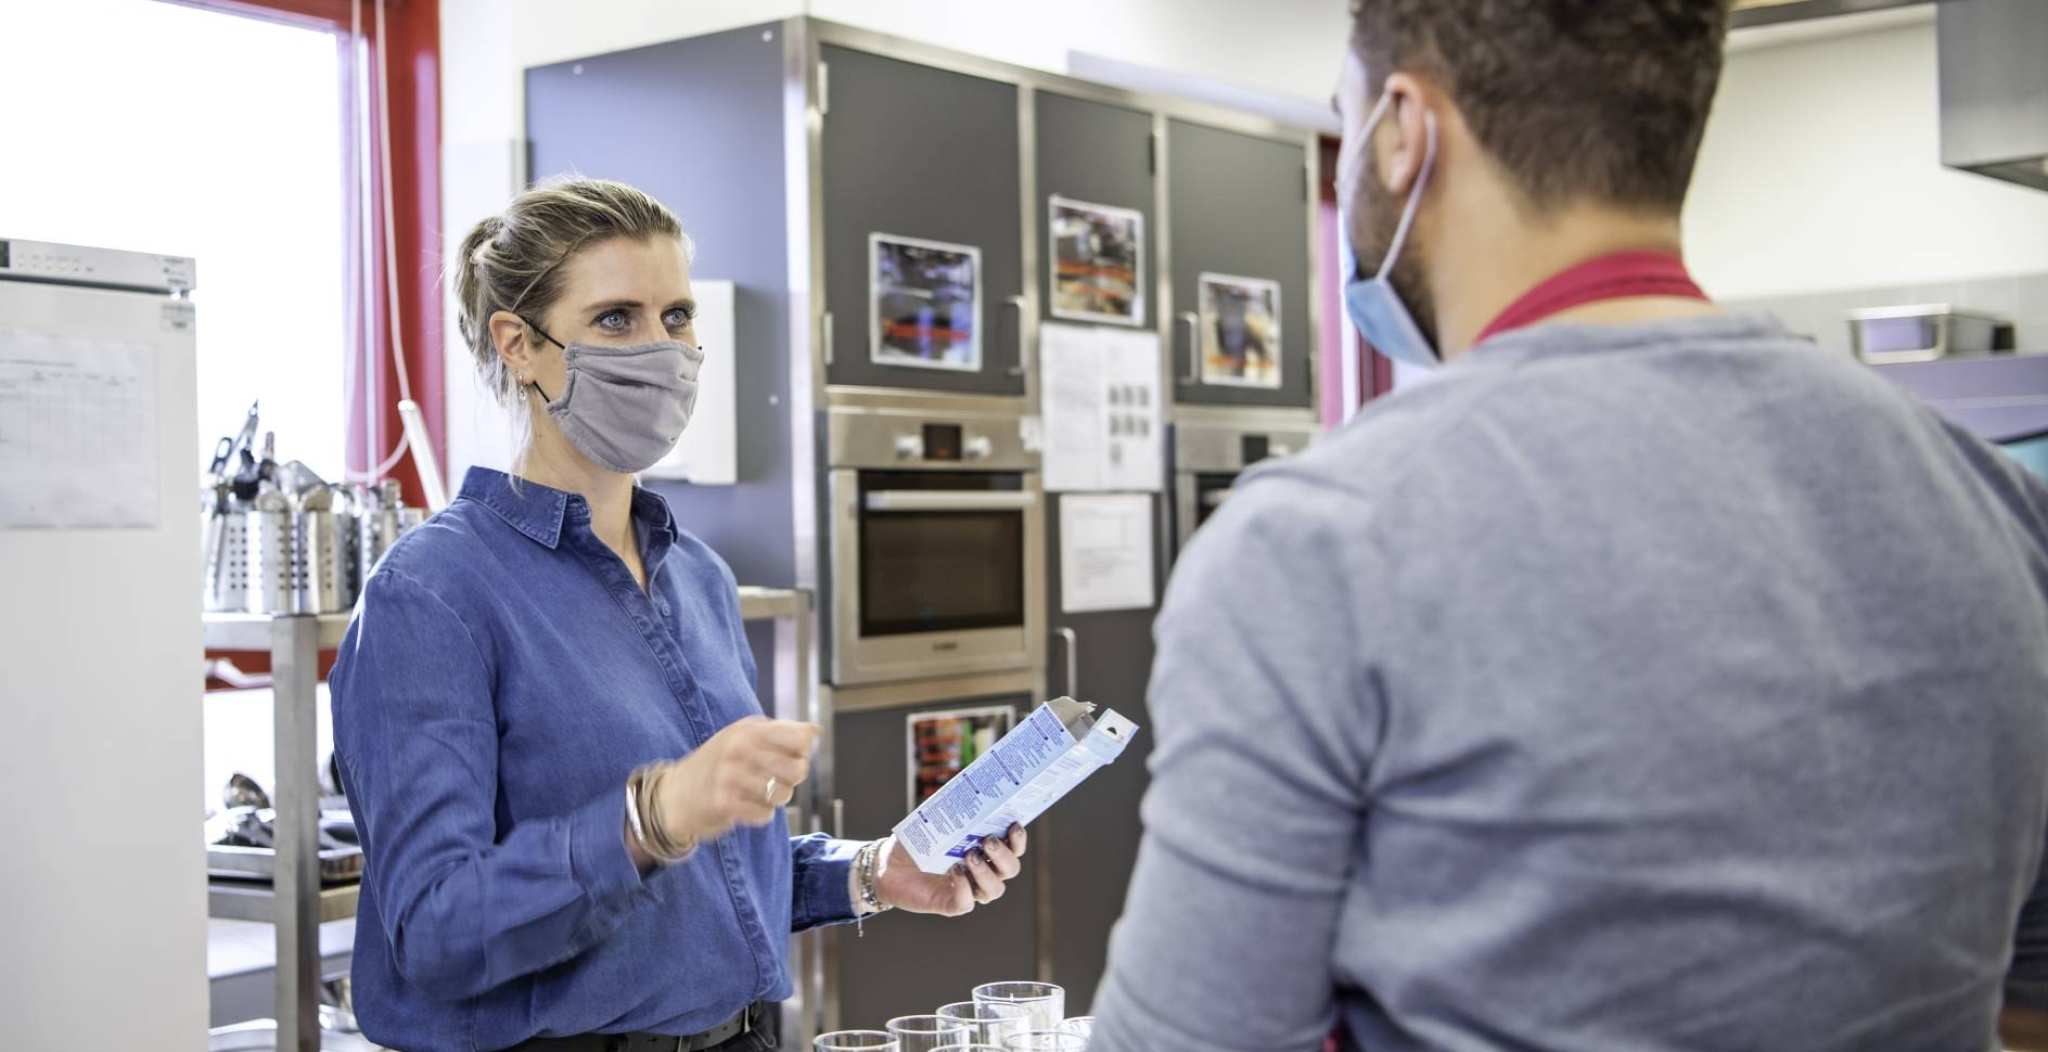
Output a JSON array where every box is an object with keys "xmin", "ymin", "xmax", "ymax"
[
  {"xmin": 874, "ymin": 825, "xmax": 1028, "ymax": 917},
  {"xmin": 653, "ymin": 717, "xmax": 817, "ymax": 846}
]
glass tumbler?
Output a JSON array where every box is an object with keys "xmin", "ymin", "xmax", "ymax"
[
  {"xmin": 936, "ymin": 1000, "xmax": 1030, "ymax": 1045},
  {"xmin": 887, "ymin": 1014, "xmax": 972, "ymax": 1052},
  {"xmin": 1002, "ymin": 1034, "xmax": 1088, "ymax": 1052},
  {"xmin": 816, "ymin": 1031, "xmax": 899, "ymax": 1051},
  {"xmin": 972, "ymin": 981, "xmax": 1066, "ymax": 1033}
]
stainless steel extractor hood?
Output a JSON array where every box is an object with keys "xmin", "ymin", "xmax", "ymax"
[{"xmin": 1939, "ymin": 0, "xmax": 2048, "ymax": 192}]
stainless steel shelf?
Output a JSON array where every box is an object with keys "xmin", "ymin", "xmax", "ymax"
[
  {"xmin": 209, "ymin": 880, "xmax": 359, "ymax": 924},
  {"xmin": 202, "ymin": 612, "xmax": 352, "ymax": 650},
  {"xmin": 737, "ymin": 585, "xmax": 806, "ymax": 622},
  {"xmin": 200, "ymin": 610, "xmax": 341, "ymax": 1052}
]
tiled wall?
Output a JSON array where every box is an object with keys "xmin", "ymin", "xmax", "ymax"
[{"xmin": 1723, "ymin": 271, "xmax": 2048, "ymax": 358}]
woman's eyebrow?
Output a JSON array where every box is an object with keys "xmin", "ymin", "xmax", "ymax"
[{"xmin": 580, "ymin": 298, "xmax": 643, "ymax": 314}]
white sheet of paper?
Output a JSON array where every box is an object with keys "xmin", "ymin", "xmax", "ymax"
[
  {"xmin": 1098, "ymin": 328, "xmax": 1163, "ymax": 492},
  {"xmin": 0, "ymin": 329, "xmax": 158, "ymax": 528},
  {"xmin": 1040, "ymin": 323, "xmax": 1104, "ymax": 492},
  {"xmin": 1040, "ymin": 323, "xmax": 1163, "ymax": 492},
  {"xmin": 1059, "ymin": 492, "xmax": 1155, "ymax": 613}
]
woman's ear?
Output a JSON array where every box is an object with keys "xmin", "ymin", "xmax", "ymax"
[{"xmin": 488, "ymin": 309, "xmax": 536, "ymax": 387}]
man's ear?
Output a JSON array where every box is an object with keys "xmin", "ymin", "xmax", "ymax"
[{"xmin": 1376, "ymin": 72, "xmax": 1436, "ymax": 197}]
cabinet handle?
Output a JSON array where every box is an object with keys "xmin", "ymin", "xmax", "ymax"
[
  {"xmin": 1006, "ymin": 294, "xmax": 1030, "ymax": 378},
  {"xmin": 832, "ymin": 797, "xmax": 844, "ymax": 840},
  {"xmin": 1178, "ymin": 311, "xmax": 1201, "ymax": 385},
  {"xmin": 821, "ymin": 311, "xmax": 834, "ymax": 367},
  {"xmin": 1054, "ymin": 626, "xmax": 1079, "ymax": 698}
]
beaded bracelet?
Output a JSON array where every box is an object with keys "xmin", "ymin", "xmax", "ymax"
[{"xmin": 854, "ymin": 838, "xmax": 892, "ymax": 934}]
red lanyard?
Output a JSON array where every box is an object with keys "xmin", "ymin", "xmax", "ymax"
[{"xmin": 1472, "ymin": 251, "xmax": 1709, "ymax": 347}]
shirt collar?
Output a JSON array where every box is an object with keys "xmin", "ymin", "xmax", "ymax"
[
  {"xmin": 459, "ymin": 467, "xmax": 680, "ymax": 551},
  {"xmin": 630, "ymin": 484, "xmax": 682, "ymax": 549}
]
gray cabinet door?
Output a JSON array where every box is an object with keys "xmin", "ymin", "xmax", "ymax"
[
  {"xmin": 833, "ymin": 695, "xmax": 1037, "ymax": 1025},
  {"xmin": 526, "ymin": 26, "xmax": 806, "ymax": 596},
  {"xmin": 1036, "ymin": 91, "xmax": 1157, "ymax": 331},
  {"xmin": 1167, "ymin": 120, "xmax": 1315, "ymax": 409},
  {"xmin": 1042, "ymin": 493, "xmax": 1162, "ymax": 1014},
  {"xmin": 822, "ymin": 47, "xmax": 1024, "ymax": 397}
]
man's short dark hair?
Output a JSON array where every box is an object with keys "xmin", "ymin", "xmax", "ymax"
[{"xmin": 1350, "ymin": 0, "xmax": 1731, "ymax": 212}]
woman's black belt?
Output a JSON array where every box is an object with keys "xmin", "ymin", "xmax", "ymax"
[{"xmin": 502, "ymin": 999, "xmax": 773, "ymax": 1052}]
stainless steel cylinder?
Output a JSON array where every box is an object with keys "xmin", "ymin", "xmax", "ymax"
[
  {"xmin": 203, "ymin": 510, "xmax": 251, "ymax": 613},
  {"xmin": 357, "ymin": 509, "xmax": 403, "ymax": 584},
  {"xmin": 291, "ymin": 510, "xmax": 355, "ymax": 614},
  {"xmin": 244, "ymin": 509, "xmax": 293, "ymax": 615}
]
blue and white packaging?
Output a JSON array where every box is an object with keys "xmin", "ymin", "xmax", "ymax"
[{"xmin": 891, "ymin": 697, "xmax": 1139, "ymax": 875}]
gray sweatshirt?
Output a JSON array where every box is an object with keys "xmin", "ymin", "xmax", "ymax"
[{"xmin": 1092, "ymin": 314, "xmax": 2048, "ymax": 1052}]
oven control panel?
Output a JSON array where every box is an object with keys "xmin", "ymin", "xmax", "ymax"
[
  {"xmin": 891, "ymin": 422, "xmax": 999, "ymax": 463},
  {"xmin": 830, "ymin": 408, "xmax": 1040, "ymax": 471}
]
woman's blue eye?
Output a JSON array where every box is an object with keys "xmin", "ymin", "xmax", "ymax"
[
  {"xmin": 596, "ymin": 310, "xmax": 628, "ymax": 330},
  {"xmin": 663, "ymin": 308, "xmax": 693, "ymax": 330}
]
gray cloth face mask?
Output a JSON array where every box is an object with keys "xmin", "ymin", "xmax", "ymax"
[{"xmin": 522, "ymin": 320, "xmax": 704, "ymax": 474}]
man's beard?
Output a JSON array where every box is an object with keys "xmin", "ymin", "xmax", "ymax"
[{"xmin": 1351, "ymin": 174, "xmax": 1439, "ymax": 351}]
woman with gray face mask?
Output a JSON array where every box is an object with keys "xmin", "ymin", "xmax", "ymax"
[{"xmin": 328, "ymin": 178, "xmax": 1027, "ymax": 1052}]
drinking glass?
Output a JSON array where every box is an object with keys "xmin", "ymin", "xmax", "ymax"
[
  {"xmin": 887, "ymin": 1014, "xmax": 972, "ymax": 1052},
  {"xmin": 815, "ymin": 1031, "xmax": 899, "ymax": 1051},
  {"xmin": 932, "ymin": 1045, "xmax": 1008, "ymax": 1052},
  {"xmin": 1002, "ymin": 1033, "xmax": 1087, "ymax": 1052},
  {"xmin": 936, "ymin": 1000, "xmax": 1030, "ymax": 1045},
  {"xmin": 972, "ymin": 981, "xmax": 1066, "ymax": 1033}
]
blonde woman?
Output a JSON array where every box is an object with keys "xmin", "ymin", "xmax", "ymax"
[{"xmin": 332, "ymin": 178, "xmax": 1025, "ymax": 1052}]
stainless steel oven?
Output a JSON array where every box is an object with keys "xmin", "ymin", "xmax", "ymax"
[
  {"xmin": 828, "ymin": 406, "xmax": 1044, "ymax": 686},
  {"xmin": 1171, "ymin": 415, "xmax": 1318, "ymax": 556}
]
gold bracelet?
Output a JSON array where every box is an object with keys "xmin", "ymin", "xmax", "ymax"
[
  {"xmin": 642, "ymin": 764, "xmax": 698, "ymax": 861},
  {"xmin": 628, "ymin": 763, "xmax": 696, "ymax": 864}
]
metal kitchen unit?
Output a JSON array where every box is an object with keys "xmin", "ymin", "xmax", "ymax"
[
  {"xmin": 525, "ymin": 17, "xmax": 1321, "ymax": 1031},
  {"xmin": 1171, "ymin": 407, "xmax": 1322, "ymax": 555},
  {"xmin": 826, "ymin": 398, "xmax": 1045, "ymax": 687}
]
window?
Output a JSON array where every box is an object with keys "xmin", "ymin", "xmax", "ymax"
[{"xmin": 0, "ymin": 0, "xmax": 350, "ymax": 479}]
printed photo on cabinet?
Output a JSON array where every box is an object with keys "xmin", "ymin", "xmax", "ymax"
[
  {"xmin": 870, "ymin": 232, "xmax": 982, "ymax": 372},
  {"xmin": 905, "ymin": 704, "xmax": 1016, "ymax": 811},
  {"xmin": 1049, "ymin": 195, "xmax": 1144, "ymax": 327},
  {"xmin": 1197, "ymin": 272, "xmax": 1281, "ymax": 388}
]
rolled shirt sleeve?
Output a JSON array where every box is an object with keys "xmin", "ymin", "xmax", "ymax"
[
  {"xmin": 790, "ymin": 834, "xmax": 862, "ymax": 931},
  {"xmin": 333, "ymin": 568, "xmax": 647, "ymax": 1003},
  {"xmin": 1092, "ymin": 475, "xmax": 1383, "ymax": 1052}
]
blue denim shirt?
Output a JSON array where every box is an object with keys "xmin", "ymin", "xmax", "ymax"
[{"xmin": 331, "ymin": 467, "xmax": 858, "ymax": 1052}]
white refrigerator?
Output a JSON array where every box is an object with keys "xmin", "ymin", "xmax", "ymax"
[{"xmin": 0, "ymin": 238, "xmax": 206, "ymax": 1047}]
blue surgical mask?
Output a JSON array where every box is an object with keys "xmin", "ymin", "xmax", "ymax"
[{"xmin": 1338, "ymin": 90, "xmax": 1440, "ymax": 368}]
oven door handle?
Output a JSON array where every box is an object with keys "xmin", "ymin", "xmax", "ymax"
[{"xmin": 862, "ymin": 491, "xmax": 1039, "ymax": 513}]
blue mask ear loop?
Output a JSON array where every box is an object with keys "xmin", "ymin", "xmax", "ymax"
[
  {"xmin": 517, "ymin": 315, "xmax": 562, "ymax": 402},
  {"xmin": 1369, "ymin": 91, "xmax": 1439, "ymax": 284}
]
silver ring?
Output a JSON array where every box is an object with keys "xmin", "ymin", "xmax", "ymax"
[{"xmin": 764, "ymin": 777, "xmax": 779, "ymax": 805}]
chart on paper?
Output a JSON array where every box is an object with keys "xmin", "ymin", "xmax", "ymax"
[{"xmin": 0, "ymin": 328, "xmax": 159, "ymax": 528}]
